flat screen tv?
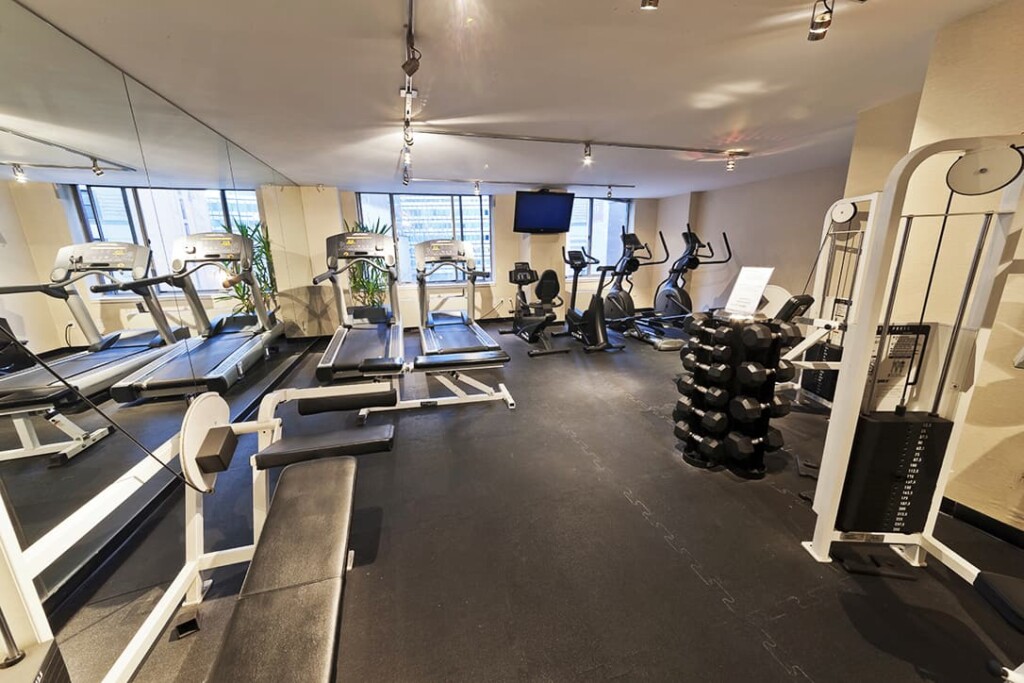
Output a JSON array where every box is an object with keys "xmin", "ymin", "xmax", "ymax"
[{"xmin": 513, "ymin": 191, "xmax": 575, "ymax": 234}]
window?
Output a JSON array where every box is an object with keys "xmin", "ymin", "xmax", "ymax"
[
  {"xmin": 565, "ymin": 198, "xmax": 633, "ymax": 277},
  {"xmin": 74, "ymin": 186, "xmax": 260, "ymax": 292},
  {"xmin": 357, "ymin": 193, "xmax": 493, "ymax": 283}
]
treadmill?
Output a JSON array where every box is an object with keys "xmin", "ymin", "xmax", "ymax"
[
  {"xmin": 313, "ymin": 232, "xmax": 404, "ymax": 383},
  {"xmin": 110, "ymin": 232, "xmax": 284, "ymax": 402},
  {"xmin": 416, "ymin": 239, "xmax": 502, "ymax": 355},
  {"xmin": 0, "ymin": 242, "xmax": 185, "ymax": 464}
]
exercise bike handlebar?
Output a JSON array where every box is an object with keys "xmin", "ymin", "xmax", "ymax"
[{"xmin": 561, "ymin": 246, "xmax": 600, "ymax": 265}]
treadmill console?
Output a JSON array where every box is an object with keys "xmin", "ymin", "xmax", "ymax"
[
  {"xmin": 415, "ymin": 239, "xmax": 476, "ymax": 270},
  {"xmin": 171, "ymin": 232, "xmax": 252, "ymax": 274},
  {"xmin": 327, "ymin": 232, "xmax": 396, "ymax": 267},
  {"xmin": 50, "ymin": 242, "xmax": 152, "ymax": 282}
]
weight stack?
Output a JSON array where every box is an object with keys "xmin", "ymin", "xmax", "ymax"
[
  {"xmin": 673, "ymin": 314, "xmax": 801, "ymax": 479},
  {"xmin": 836, "ymin": 412, "xmax": 953, "ymax": 533}
]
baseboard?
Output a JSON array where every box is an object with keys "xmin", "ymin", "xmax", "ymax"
[{"xmin": 941, "ymin": 497, "xmax": 1024, "ymax": 550}]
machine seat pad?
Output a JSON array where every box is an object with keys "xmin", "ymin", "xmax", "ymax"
[
  {"xmin": 413, "ymin": 350, "xmax": 510, "ymax": 371},
  {"xmin": 241, "ymin": 458, "xmax": 357, "ymax": 596},
  {"xmin": 253, "ymin": 426, "xmax": 393, "ymax": 470},
  {"xmin": 975, "ymin": 571, "xmax": 1024, "ymax": 633},
  {"xmin": 208, "ymin": 577, "xmax": 342, "ymax": 683}
]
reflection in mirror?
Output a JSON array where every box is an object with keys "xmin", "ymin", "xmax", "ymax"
[{"xmin": 0, "ymin": 0, "xmax": 292, "ymax": 635}]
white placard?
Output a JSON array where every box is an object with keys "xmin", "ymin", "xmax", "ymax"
[{"xmin": 724, "ymin": 267, "xmax": 775, "ymax": 316}]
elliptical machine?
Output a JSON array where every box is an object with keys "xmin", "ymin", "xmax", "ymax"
[
  {"xmin": 603, "ymin": 228, "xmax": 671, "ymax": 328},
  {"xmin": 554, "ymin": 248, "xmax": 623, "ymax": 353},
  {"xmin": 499, "ymin": 262, "xmax": 570, "ymax": 357},
  {"xmin": 652, "ymin": 224, "xmax": 732, "ymax": 317}
]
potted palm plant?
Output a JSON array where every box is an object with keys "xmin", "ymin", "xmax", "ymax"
[
  {"xmin": 345, "ymin": 218, "xmax": 393, "ymax": 322},
  {"xmin": 219, "ymin": 219, "xmax": 279, "ymax": 316}
]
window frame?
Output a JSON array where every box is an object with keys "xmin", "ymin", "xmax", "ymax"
[
  {"xmin": 568, "ymin": 197, "xmax": 634, "ymax": 278},
  {"xmin": 356, "ymin": 192, "xmax": 495, "ymax": 285},
  {"xmin": 72, "ymin": 185, "xmax": 261, "ymax": 295}
]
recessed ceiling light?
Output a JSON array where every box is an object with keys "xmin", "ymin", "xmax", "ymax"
[{"xmin": 640, "ymin": 0, "xmax": 659, "ymax": 10}]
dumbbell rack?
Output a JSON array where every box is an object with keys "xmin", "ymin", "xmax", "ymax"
[{"xmin": 673, "ymin": 313, "xmax": 800, "ymax": 478}]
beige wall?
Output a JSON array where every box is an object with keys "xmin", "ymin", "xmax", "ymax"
[
  {"xmin": 844, "ymin": 92, "xmax": 921, "ymax": 197},
  {"xmin": 667, "ymin": 164, "xmax": 849, "ymax": 311},
  {"xmin": 895, "ymin": 0, "xmax": 1024, "ymax": 529}
]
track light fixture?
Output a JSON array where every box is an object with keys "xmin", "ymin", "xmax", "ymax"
[
  {"xmin": 583, "ymin": 143, "xmax": 593, "ymax": 166},
  {"xmin": 807, "ymin": 0, "xmax": 834, "ymax": 41},
  {"xmin": 725, "ymin": 150, "xmax": 743, "ymax": 172},
  {"xmin": 474, "ymin": 180, "xmax": 481, "ymax": 195},
  {"xmin": 91, "ymin": 158, "xmax": 104, "ymax": 177},
  {"xmin": 640, "ymin": 0, "xmax": 659, "ymax": 9},
  {"xmin": 607, "ymin": 185, "xmax": 613, "ymax": 199},
  {"xmin": 11, "ymin": 164, "xmax": 26, "ymax": 183},
  {"xmin": 402, "ymin": 50, "xmax": 421, "ymax": 77}
]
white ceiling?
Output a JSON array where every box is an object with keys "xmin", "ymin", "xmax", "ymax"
[{"xmin": 15, "ymin": 0, "xmax": 1005, "ymax": 197}]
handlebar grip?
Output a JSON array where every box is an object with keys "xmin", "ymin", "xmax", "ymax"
[
  {"xmin": 222, "ymin": 274, "xmax": 244, "ymax": 288},
  {"xmin": 312, "ymin": 271, "xmax": 335, "ymax": 285},
  {"xmin": 475, "ymin": 271, "xmax": 491, "ymax": 279},
  {"xmin": 90, "ymin": 283, "xmax": 123, "ymax": 294}
]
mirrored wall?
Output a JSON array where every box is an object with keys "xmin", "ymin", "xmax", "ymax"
[{"xmin": 0, "ymin": 0, "xmax": 294, "ymax": 610}]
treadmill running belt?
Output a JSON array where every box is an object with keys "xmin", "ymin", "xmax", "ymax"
[
  {"xmin": 0, "ymin": 346, "xmax": 146, "ymax": 394},
  {"xmin": 331, "ymin": 326, "xmax": 390, "ymax": 372},
  {"xmin": 427, "ymin": 324, "xmax": 494, "ymax": 354},
  {"xmin": 140, "ymin": 334, "xmax": 253, "ymax": 383}
]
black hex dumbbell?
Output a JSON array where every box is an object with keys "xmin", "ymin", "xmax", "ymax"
[
  {"xmin": 729, "ymin": 395, "xmax": 792, "ymax": 422},
  {"xmin": 685, "ymin": 312, "xmax": 711, "ymax": 335},
  {"xmin": 711, "ymin": 326, "xmax": 733, "ymax": 344},
  {"xmin": 736, "ymin": 360, "xmax": 796, "ymax": 387},
  {"xmin": 682, "ymin": 354, "xmax": 732, "ymax": 384},
  {"xmin": 674, "ymin": 421, "xmax": 725, "ymax": 461},
  {"xmin": 725, "ymin": 428, "xmax": 784, "ymax": 459},
  {"xmin": 672, "ymin": 396, "xmax": 729, "ymax": 434},
  {"xmin": 740, "ymin": 322, "xmax": 802, "ymax": 350},
  {"xmin": 684, "ymin": 340, "xmax": 732, "ymax": 363},
  {"xmin": 676, "ymin": 374, "xmax": 729, "ymax": 407}
]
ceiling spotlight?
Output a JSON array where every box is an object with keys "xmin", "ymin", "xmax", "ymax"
[
  {"xmin": 473, "ymin": 180, "xmax": 481, "ymax": 196},
  {"xmin": 402, "ymin": 146, "xmax": 412, "ymax": 167},
  {"xmin": 91, "ymin": 158, "xmax": 104, "ymax": 177},
  {"xmin": 607, "ymin": 186, "xmax": 613, "ymax": 199},
  {"xmin": 583, "ymin": 143, "xmax": 593, "ymax": 166},
  {"xmin": 11, "ymin": 164, "xmax": 27, "ymax": 183},
  {"xmin": 726, "ymin": 159, "xmax": 737, "ymax": 172},
  {"xmin": 640, "ymin": 0, "xmax": 659, "ymax": 9},
  {"xmin": 807, "ymin": 0, "xmax": 833, "ymax": 41}
]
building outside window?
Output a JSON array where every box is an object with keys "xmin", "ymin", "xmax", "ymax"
[
  {"xmin": 74, "ymin": 186, "xmax": 260, "ymax": 292},
  {"xmin": 565, "ymin": 198, "xmax": 633, "ymax": 277},
  {"xmin": 358, "ymin": 193, "xmax": 493, "ymax": 283}
]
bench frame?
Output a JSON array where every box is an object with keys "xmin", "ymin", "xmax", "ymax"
[{"xmin": 101, "ymin": 380, "xmax": 387, "ymax": 683}]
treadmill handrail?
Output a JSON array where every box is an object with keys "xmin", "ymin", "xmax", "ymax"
[{"xmin": 418, "ymin": 261, "xmax": 473, "ymax": 279}]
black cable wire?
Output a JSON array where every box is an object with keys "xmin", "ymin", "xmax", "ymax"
[
  {"xmin": 800, "ymin": 224, "xmax": 835, "ymax": 295},
  {"xmin": 897, "ymin": 188, "xmax": 957, "ymax": 409},
  {"xmin": 0, "ymin": 325, "xmax": 202, "ymax": 493}
]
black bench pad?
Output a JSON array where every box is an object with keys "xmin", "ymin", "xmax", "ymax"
[
  {"xmin": 207, "ymin": 577, "xmax": 342, "ymax": 683},
  {"xmin": 975, "ymin": 571, "xmax": 1024, "ymax": 633},
  {"xmin": 241, "ymin": 457, "xmax": 357, "ymax": 597},
  {"xmin": 207, "ymin": 458, "xmax": 357, "ymax": 682},
  {"xmin": 252, "ymin": 425, "xmax": 394, "ymax": 470}
]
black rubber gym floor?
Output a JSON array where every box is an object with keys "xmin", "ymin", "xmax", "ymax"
[{"xmin": 54, "ymin": 324, "xmax": 1024, "ymax": 682}]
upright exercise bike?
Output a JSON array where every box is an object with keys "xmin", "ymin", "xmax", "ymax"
[
  {"xmin": 499, "ymin": 262, "xmax": 569, "ymax": 357},
  {"xmin": 555, "ymin": 248, "xmax": 622, "ymax": 353}
]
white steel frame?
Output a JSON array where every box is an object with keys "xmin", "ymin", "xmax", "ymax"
[
  {"xmin": 801, "ymin": 137, "xmax": 1024, "ymax": 682},
  {"xmin": 0, "ymin": 406, "xmax": 112, "ymax": 464},
  {"xmin": 358, "ymin": 363, "xmax": 515, "ymax": 420}
]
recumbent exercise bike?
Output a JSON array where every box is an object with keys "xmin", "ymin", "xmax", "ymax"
[{"xmin": 500, "ymin": 262, "xmax": 569, "ymax": 357}]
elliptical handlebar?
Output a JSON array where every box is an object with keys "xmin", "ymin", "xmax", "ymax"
[
  {"xmin": 562, "ymin": 246, "xmax": 600, "ymax": 266},
  {"xmin": 702, "ymin": 232, "xmax": 733, "ymax": 265}
]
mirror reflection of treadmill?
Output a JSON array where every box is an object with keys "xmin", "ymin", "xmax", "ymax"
[
  {"xmin": 415, "ymin": 239, "xmax": 502, "ymax": 355},
  {"xmin": 110, "ymin": 233, "xmax": 284, "ymax": 402},
  {"xmin": 314, "ymin": 232, "xmax": 404, "ymax": 383}
]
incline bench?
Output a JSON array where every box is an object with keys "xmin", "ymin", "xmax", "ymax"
[{"xmin": 101, "ymin": 384, "xmax": 398, "ymax": 683}]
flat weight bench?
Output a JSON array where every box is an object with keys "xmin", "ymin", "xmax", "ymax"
[
  {"xmin": 207, "ymin": 457, "xmax": 357, "ymax": 682},
  {"xmin": 101, "ymin": 384, "xmax": 398, "ymax": 683}
]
